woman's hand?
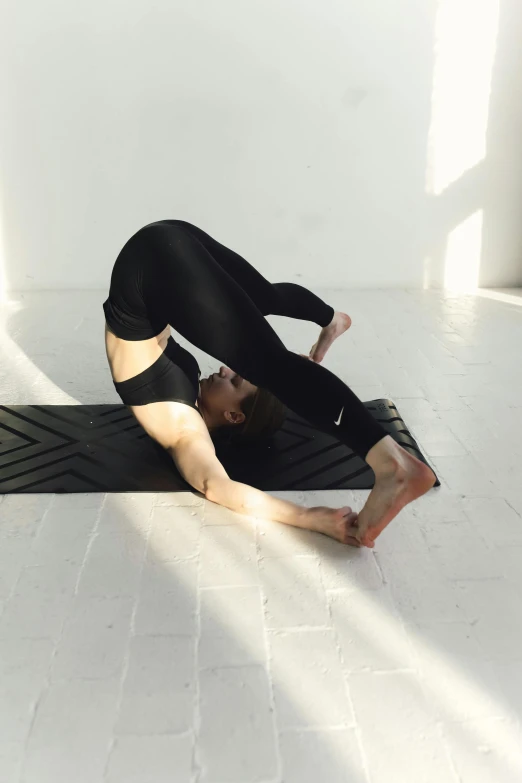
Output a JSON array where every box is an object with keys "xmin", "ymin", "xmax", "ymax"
[{"xmin": 303, "ymin": 505, "xmax": 366, "ymax": 547}]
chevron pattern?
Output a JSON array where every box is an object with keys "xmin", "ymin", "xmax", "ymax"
[{"xmin": 0, "ymin": 400, "xmax": 439, "ymax": 494}]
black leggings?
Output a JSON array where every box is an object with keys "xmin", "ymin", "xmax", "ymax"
[{"xmin": 110, "ymin": 220, "xmax": 387, "ymax": 458}]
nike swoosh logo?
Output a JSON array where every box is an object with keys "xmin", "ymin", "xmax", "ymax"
[{"xmin": 335, "ymin": 406, "xmax": 344, "ymax": 426}]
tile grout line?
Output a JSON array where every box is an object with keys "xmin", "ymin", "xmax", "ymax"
[
  {"xmin": 256, "ymin": 517, "xmax": 284, "ymax": 783},
  {"xmin": 101, "ymin": 494, "xmax": 155, "ymax": 782},
  {"xmin": 191, "ymin": 499, "xmax": 205, "ymax": 783}
]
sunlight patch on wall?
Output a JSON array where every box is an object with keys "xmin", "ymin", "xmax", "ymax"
[
  {"xmin": 423, "ymin": 257, "xmax": 432, "ymax": 289},
  {"xmin": 0, "ymin": 212, "xmax": 8, "ymax": 304},
  {"xmin": 0, "ymin": 266, "xmax": 6, "ymax": 304},
  {"xmin": 444, "ymin": 210, "xmax": 483, "ymax": 292},
  {"xmin": 425, "ymin": 0, "xmax": 499, "ymax": 196}
]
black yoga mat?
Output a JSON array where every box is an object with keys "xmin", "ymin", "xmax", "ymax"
[{"xmin": 0, "ymin": 401, "xmax": 439, "ymax": 494}]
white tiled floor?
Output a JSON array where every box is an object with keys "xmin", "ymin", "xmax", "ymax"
[{"xmin": 1, "ymin": 287, "xmax": 522, "ymax": 783}]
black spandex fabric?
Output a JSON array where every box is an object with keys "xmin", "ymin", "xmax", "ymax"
[
  {"xmin": 112, "ymin": 335, "xmax": 202, "ymax": 411},
  {"xmin": 103, "ymin": 220, "xmax": 387, "ymax": 457}
]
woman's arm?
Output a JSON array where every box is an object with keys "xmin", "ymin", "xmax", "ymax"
[
  {"xmin": 126, "ymin": 399, "xmax": 308, "ymax": 527},
  {"xmin": 206, "ymin": 476, "xmax": 360, "ymax": 544},
  {"xmin": 171, "ymin": 433, "xmax": 361, "ymax": 546},
  {"xmin": 205, "ymin": 475, "xmax": 307, "ymax": 527},
  {"xmin": 171, "ymin": 433, "xmax": 306, "ymax": 527}
]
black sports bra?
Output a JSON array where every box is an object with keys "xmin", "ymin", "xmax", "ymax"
[{"xmin": 111, "ymin": 336, "xmax": 202, "ymax": 414}]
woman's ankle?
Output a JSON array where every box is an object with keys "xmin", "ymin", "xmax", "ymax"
[
  {"xmin": 366, "ymin": 436, "xmax": 436, "ymax": 488},
  {"xmin": 365, "ymin": 436, "xmax": 409, "ymax": 478}
]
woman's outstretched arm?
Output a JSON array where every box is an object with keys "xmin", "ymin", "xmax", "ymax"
[
  {"xmin": 172, "ymin": 433, "xmax": 361, "ymax": 546},
  {"xmin": 127, "ymin": 399, "xmax": 361, "ymax": 545}
]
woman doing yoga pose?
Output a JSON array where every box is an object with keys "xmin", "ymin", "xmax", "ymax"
[{"xmin": 103, "ymin": 220, "xmax": 436, "ymax": 547}]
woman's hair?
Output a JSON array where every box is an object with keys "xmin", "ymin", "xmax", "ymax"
[{"xmin": 211, "ymin": 386, "xmax": 287, "ymax": 446}]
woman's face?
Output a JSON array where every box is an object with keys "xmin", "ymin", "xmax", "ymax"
[{"xmin": 199, "ymin": 366, "xmax": 257, "ymax": 425}]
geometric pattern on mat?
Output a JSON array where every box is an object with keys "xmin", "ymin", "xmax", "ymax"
[{"xmin": 0, "ymin": 400, "xmax": 439, "ymax": 494}]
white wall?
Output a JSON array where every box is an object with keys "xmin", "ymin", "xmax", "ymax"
[{"xmin": 1, "ymin": 0, "xmax": 521, "ymax": 292}]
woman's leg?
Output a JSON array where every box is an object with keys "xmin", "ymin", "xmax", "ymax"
[
  {"xmin": 171, "ymin": 221, "xmax": 336, "ymax": 326},
  {"xmin": 144, "ymin": 222, "xmax": 436, "ymax": 545},
  {"xmin": 170, "ymin": 221, "xmax": 353, "ymax": 363},
  {"xmin": 144, "ymin": 222, "xmax": 385, "ymax": 456}
]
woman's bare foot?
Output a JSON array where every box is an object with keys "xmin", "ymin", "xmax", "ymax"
[
  {"xmin": 308, "ymin": 311, "xmax": 352, "ymax": 363},
  {"xmin": 356, "ymin": 443, "xmax": 437, "ymax": 547},
  {"xmin": 303, "ymin": 505, "xmax": 362, "ymax": 546}
]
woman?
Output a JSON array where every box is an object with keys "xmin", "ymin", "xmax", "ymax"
[{"xmin": 103, "ymin": 220, "xmax": 435, "ymax": 547}]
